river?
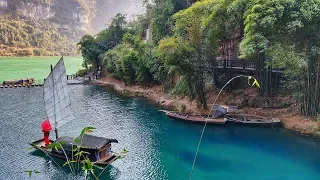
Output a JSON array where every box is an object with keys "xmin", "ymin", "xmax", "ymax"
[{"xmin": 1, "ymin": 85, "xmax": 320, "ymax": 180}]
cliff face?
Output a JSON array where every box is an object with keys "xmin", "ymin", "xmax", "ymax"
[
  {"xmin": 0, "ymin": 0, "xmax": 144, "ymax": 56},
  {"xmin": 0, "ymin": 0, "xmax": 97, "ymax": 39},
  {"xmin": 0, "ymin": 0, "xmax": 144, "ymax": 40}
]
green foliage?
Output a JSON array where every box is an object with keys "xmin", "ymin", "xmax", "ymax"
[
  {"xmin": 151, "ymin": 0, "xmax": 174, "ymax": 44},
  {"xmin": 238, "ymin": 0, "xmax": 320, "ymax": 117},
  {"xmin": 77, "ymin": 14, "xmax": 128, "ymax": 70},
  {"xmin": 171, "ymin": 78, "xmax": 192, "ymax": 97},
  {"xmin": 157, "ymin": 1, "xmax": 222, "ymax": 108},
  {"xmin": 76, "ymin": 69, "xmax": 88, "ymax": 77},
  {"xmin": 0, "ymin": 19, "xmax": 76, "ymax": 56},
  {"xmin": 266, "ymin": 43, "xmax": 307, "ymax": 77},
  {"xmin": 103, "ymin": 32, "xmax": 157, "ymax": 85},
  {"xmin": 80, "ymin": 127, "xmax": 96, "ymax": 136},
  {"xmin": 32, "ymin": 48, "xmax": 49, "ymax": 56},
  {"xmin": 24, "ymin": 170, "xmax": 40, "ymax": 177},
  {"xmin": 151, "ymin": 0, "xmax": 191, "ymax": 44},
  {"xmin": 78, "ymin": 0, "xmax": 320, "ymax": 117},
  {"xmin": 158, "ymin": 37, "xmax": 193, "ymax": 71},
  {"xmin": 27, "ymin": 126, "xmax": 127, "ymax": 179},
  {"xmin": 77, "ymin": 35, "xmax": 105, "ymax": 69},
  {"xmin": 180, "ymin": 104, "xmax": 187, "ymax": 113}
]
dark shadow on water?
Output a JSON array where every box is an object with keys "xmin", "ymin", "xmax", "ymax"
[
  {"xmin": 30, "ymin": 149, "xmax": 46, "ymax": 157},
  {"xmin": 29, "ymin": 149, "xmax": 120, "ymax": 180}
]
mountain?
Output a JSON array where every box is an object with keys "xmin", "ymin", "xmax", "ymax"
[{"xmin": 0, "ymin": 0, "xmax": 144, "ymax": 56}]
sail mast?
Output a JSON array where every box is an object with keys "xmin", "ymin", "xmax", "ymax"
[
  {"xmin": 44, "ymin": 57, "xmax": 75, "ymax": 139},
  {"xmin": 50, "ymin": 65, "xmax": 58, "ymax": 139}
]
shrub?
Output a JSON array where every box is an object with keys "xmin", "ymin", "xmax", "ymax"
[
  {"xmin": 180, "ymin": 104, "xmax": 186, "ymax": 113},
  {"xmin": 0, "ymin": 44, "xmax": 8, "ymax": 50},
  {"xmin": 170, "ymin": 78, "xmax": 191, "ymax": 97},
  {"xmin": 17, "ymin": 43, "xmax": 27, "ymax": 48},
  {"xmin": 76, "ymin": 69, "xmax": 88, "ymax": 77},
  {"xmin": 33, "ymin": 48, "xmax": 46, "ymax": 56},
  {"xmin": 8, "ymin": 47, "xmax": 17, "ymax": 53},
  {"xmin": 17, "ymin": 48, "xmax": 33, "ymax": 56},
  {"xmin": 45, "ymin": 51, "xmax": 54, "ymax": 56}
]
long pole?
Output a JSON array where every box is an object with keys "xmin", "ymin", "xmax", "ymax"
[
  {"xmin": 51, "ymin": 65, "xmax": 58, "ymax": 139},
  {"xmin": 189, "ymin": 75, "xmax": 252, "ymax": 180}
]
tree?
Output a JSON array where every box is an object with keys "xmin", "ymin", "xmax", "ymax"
[
  {"xmin": 239, "ymin": 0, "xmax": 320, "ymax": 117},
  {"xmin": 151, "ymin": 0, "xmax": 191, "ymax": 44},
  {"xmin": 103, "ymin": 32, "xmax": 157, "ymax": 85},
  {"xmin": 157, "ymin": 0, "xmax": 219, "ymax": 108},
  {"xmin": 77, "ymin": 14, "xmax": 128, "ymax": 70},
  {"xmin": 77, "ymin": 35, "xmax": 105, "ymax": 69}
]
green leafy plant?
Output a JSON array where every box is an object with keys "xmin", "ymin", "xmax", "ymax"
[
  {"xmin": 24, "ymin": 170, "xmax": 40, "ymax": 177},
  {"xmin": 180, "ymin": 104, "xmax": 186, "ymax": 113},
  {"xmin": 28, "ymin": 127, "xmax": 127, "ymax": 179}
]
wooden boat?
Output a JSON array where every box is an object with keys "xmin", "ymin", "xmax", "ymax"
[
  {"xmin": 160, "ymin": 110, "xmax": 226, "ymax": 124},
  {"xmin": 31, "ymin": 134, "xmax": 120, "ymax": 166},
  {"xmin": 30, "ymin": 57, "xmax": 122, "ymax": 166},
  {"xmin": 224, "ymin": 113, "xmax": 281, "ymax": 126},
  {"xmin": 2, "ymin": 78, "xmax": 35, "ymax": 85}
]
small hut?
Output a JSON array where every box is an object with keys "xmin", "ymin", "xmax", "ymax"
[{"xmin": 54, "ymin": 134, "xmax": 119, "ymax": 164}]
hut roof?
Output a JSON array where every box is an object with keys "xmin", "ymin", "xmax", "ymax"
[{"xmin": 56, "ymin": 134, "xmax": 118, "ymax": 150}]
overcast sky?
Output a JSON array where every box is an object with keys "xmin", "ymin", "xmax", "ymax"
[{"xmin": 92, "ymin": 0, "xmax": 145, "ymax": 31}]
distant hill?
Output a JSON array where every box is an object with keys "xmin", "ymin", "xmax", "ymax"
[{"xmin": 0, "ymin": 0, "xmax": 144, "ymax": 56}]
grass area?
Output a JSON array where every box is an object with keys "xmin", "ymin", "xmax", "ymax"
[{"xmin": 0, "ymin": 56, "xmax": 83, "ymax": 84}]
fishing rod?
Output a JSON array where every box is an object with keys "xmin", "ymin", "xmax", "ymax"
[{"xmin": 189, "ymin": 75, "xmax": 260, "ymax": 180}]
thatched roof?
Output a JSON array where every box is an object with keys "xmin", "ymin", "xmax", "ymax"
[{"xmin": 56, "ymin": 134, "xmax": 118, "ymax": 150}]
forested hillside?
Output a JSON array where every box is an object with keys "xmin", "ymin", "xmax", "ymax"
[
  {"xmin": 0, "ymin": 0, "xmax": 143, "ymax": 56},
  {"xmin": 78, "ymin": 0, "xmax": 320, "ymax": 119}
]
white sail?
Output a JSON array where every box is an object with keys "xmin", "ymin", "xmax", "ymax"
[{"xmin": 43, "ymin": 57, "xmax": 75, "ymax": 129}]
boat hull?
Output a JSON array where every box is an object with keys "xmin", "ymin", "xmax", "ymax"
[
  {"xmin": 30, "ymin": 139, "xmax": 119, "ymax": 166},
  {"xmin": 161, "ymin": 110, "xmax": 226, "ymax": 125},
  {"xmin": 225, "ymin": 114, "xmax": 282, "ymax": 126}
]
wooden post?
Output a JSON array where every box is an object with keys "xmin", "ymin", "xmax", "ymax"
[{"xmin": 50, "ymin": 64, "xmax": 59, "ymax": 139}]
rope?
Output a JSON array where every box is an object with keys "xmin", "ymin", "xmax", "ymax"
[{"xmin": 189, "ymin": 75, "xmax": 249, "ymax": 180}]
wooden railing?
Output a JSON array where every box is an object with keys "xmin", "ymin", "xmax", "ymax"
[
  {"xmin": 217, "ymin": 60, "xmax": 256, "ymax": 70},
  {"xmin": 216, "ymin": 60, "xmax": 283, "ymax": 73}
]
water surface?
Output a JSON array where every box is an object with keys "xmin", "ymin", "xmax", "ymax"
[
  {"xmin": 0, "ymin": 56, "xmax": 83, "ymax": 83},
  {"xmin": 0, "ymin": 85, "xmax": 320, "ymax": 180}
]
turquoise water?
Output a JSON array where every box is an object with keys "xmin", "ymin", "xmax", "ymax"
[
  {"xmin": 0, "ymin": 85, "xmax": 320, "ymax": 179},
  {"xmin": 0, "ymin": 56, "xmax": 83, "ymax": 83}
]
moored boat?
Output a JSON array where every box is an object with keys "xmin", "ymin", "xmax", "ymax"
[
  {"xmin": 31, "ymin": 134, "xmax": 120, "ymax": 166},
  {"xmin": 224, "ymin": 113, "xmax": 281, "ymax": 126},
  {"xmin": 160, "ymin": 110, "xmax": 226, "ymax": 124},
  {"xmin": 2, "ymin": 78, "xmax": 35, "ymax": 85}
]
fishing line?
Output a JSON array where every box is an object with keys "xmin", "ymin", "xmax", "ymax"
[{"xmin": 189, "ymin": 75, "xmax": 250, "ymax": 180}]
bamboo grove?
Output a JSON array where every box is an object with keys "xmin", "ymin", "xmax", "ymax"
[{"xmin": 77, "ymin": 0, "xmax": 320, "ymax": 118}]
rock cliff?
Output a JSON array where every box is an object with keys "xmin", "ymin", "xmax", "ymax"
[{"xmin": 0, "ymin": 0, "xmax": 144, "ymax": 56}]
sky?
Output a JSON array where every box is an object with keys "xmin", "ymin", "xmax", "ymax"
[{"xmin": 92, "ymin": 0, "xmax": 145, "ymax": 31}]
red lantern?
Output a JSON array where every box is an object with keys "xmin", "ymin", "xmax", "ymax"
[{"xmin": 41, "ymin": 120, "xmax": 52, "ymax": 146}]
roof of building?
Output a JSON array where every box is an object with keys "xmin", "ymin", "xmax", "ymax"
[{"xmin": 56, "ymin": 134, "xmax": 118, "ymax": 150}]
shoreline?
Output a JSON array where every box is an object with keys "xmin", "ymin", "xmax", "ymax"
[{"xmin": 92, "ymin": 77, "xmax": 320, "ymax": 137}]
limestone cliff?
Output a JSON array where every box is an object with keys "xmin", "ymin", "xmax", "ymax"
[
  {"xmin": 1, "ymin": 0, "xmax": 99, "ymax": 39},
  {"xmin": 0, "ymin": 0, "xmax": 144, "ymax": 56}
]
